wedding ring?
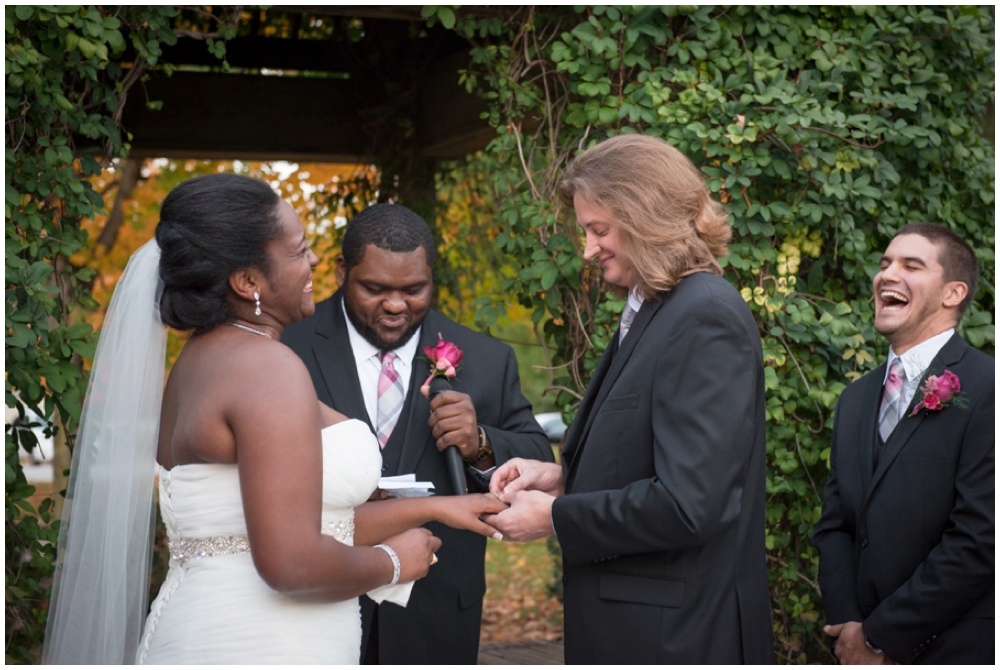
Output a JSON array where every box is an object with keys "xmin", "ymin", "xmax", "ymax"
[{"xmin": 430, "ymin": 553, "xmax": 439, "ymax": 566}]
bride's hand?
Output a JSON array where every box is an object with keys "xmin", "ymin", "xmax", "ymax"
[
  {"xmin": 432, "ymin": 494, "xmax": 509, "ymax": 539},
  {"xmin": 381, "ymin": 528, "xmax": 442, "ymax": 584}
]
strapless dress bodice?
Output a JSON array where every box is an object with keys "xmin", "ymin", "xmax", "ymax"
[
  {"xmin": 158, "ymin": 419, "xmax": 381, "ymax": 550},
  {"xmin": 138, "ymin": 418, "xmax": 383, "ymax": 664}
]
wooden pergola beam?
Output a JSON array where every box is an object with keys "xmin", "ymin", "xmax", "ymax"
[
  {"xmin": 123, "ymin": 66, "xmax": 491, "ymax": 162},
  {"xmin": 121, "ymin": 9, "xmax": 495, "ymax": 163}
]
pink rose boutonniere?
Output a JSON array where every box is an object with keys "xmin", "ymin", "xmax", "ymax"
[
  {"xmin": 420, "ymin": 334, "xmax": 464, "ymax": 396},
  {"xmin": 909, "ymin": 369, "xmax": 966, "ymax": 417}
]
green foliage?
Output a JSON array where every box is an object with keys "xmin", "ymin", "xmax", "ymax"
[
  {"xmin": 4, "ymin": 6, "xmax": 246, "ymax": 662},
  {"xmin": 6, "ymin": 7, "xmax": 145, "ymax": 660},
  {"xmin": 447, "ymin": 5, "xmax": 994, "ymax": 663},
  {"xmin": 421, "ymin": 5, "xmax": 460, "ymax": 31}
]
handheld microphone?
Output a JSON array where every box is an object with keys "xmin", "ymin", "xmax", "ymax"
[{"xmin": 428, "ymin": 376, "xmax": 468, "ymax": 495}]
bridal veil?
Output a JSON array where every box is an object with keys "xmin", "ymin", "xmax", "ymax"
[{"xmin": 43, "ymin": 239, "xmax": 167, "ymax": 664}]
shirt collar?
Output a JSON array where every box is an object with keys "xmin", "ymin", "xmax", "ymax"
[
  {"xmin": 627, "ymin": 287, "xmax": 644, "ymax": 313},
  {"xmin": 884, "ymin": 328, "xmax": 954, "ymax": 384},
  {"xmin": 341, "ymin": 299, "xmax": 421, "ymax": 368}
]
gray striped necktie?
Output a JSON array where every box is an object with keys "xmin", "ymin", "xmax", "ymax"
[
  {"xmin": 878, "ymin": 358, "xmax": 907, "ymax": 442},
  {"xmin": 619, "ymin": 303, "xmax": 637, "ymax": 345}
]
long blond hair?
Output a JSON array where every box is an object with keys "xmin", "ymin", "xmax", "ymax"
[{"xmin": 558, "ymin": 134, "xmax": 731, "ymax": 299}]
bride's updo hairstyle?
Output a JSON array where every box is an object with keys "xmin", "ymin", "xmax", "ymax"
[{"xmin": 156, "ymin": 174, "xmax": 282, "ymax": 333}]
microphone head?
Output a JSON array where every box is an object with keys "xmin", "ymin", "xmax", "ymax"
[{"xmin": 428, "ymin": 376, "xmax": 452, "ymax": 399}]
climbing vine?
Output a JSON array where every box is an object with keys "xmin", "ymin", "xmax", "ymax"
[
  {"xmin": 5, "ymin": 6, "xmax": 247, "ymax": 661},
  {"xmin": 6, "ymin": 6, "xmax": 993, "ymax": 664},
  {"xmin": 430, "ymin": 5, "xmax": 995, "ymax": 662}
]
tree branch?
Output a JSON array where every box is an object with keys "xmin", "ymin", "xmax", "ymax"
[
  {"xmin": 767, "ymin": 554, "xmax": 822, "ymax": 597},
  {"xmin": 794, "ymin": 434, "xmax": 821, "ymax": 501},
  {"xmin": 792, "ymin": 124, "xmax": 886, "ymax": 149}
]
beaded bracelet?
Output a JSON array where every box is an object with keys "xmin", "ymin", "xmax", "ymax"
[{"xmin": 373, "ymin": 544, "xmax": 400, "ymax": 586}]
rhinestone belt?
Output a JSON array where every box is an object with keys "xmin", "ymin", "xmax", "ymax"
[
  {"xmin": 323, "ymin": 518, "xmax": 355, "ymax": 544},
  {"xmin": 169, "ymin": 535, "xmax": 251, "ymax": 566},
  {"xmin": 169, "ymin": 519, "xmax": 354, "ymax": 566},
  {"xmin": 168, "ymin": 519, "xmax": 355, "ymax": 567}
]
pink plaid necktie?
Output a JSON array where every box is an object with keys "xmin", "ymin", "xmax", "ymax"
[
  {"xmin": 878, "ymin": 357, "xmax": 906, "ymax": 441},
  {"xmin": 376, "ymin": 352, "xmax": 405, "ymax": 449}
]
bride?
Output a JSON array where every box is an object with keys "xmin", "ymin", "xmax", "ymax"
[{"xmin": 42, "ymin": 174, "xmax": 506, "ymax": 664}]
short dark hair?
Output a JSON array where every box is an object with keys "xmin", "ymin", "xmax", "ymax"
[
  {"xmin": 156, "ymin": 174, "xmax": 282, "ymax": 333},
  {"xmin": 894, "ymin": 222, "xmax": 979, "ymax": 316},
  {"xmin": 341, "ymin": 204, "xmax": 437, "ymax": 274}
]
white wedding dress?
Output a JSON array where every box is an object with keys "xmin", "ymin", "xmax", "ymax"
[{"xmin": 137, "ymin": 419, "xmax": 387, "ymax": 664}]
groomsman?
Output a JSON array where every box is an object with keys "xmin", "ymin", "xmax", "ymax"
[
  {"xmin": 487, "ymin": 134, "xmax": 774, "ymax": 663},
  {"xmin": 813, "ymin": 223, "xmax": 994, "ymax": 664},
  {"xmin": 283, "ymin": 204, "xmax": 551, "ymax": 664}
]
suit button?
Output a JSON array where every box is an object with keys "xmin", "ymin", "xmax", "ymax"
[
  {"xmin": 562, "ymin": 575, "xmax": 568, "ymax": 585},
  {"xmin": 381, "ymin": 462, "xmax": 390, "ymax": 473},
  {"xmin": 861, "ymin": 537, "xmax": 869, "ymax": 549}
]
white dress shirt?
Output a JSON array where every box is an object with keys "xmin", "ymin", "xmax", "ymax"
[
  {"xmin": 883, "ymin": 328, "xmax": 954, "ymax": 413},
  {"xmin": 341, "ymin": 303, "xmax": 497, "ymax": 483},
  {"xmin": 342, "ymin": 301, "xmax": 421, "ymax": 428}
]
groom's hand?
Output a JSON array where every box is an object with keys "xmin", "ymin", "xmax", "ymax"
[
  {"xmin": 483, "ymin": 490, "xmax": 555, "ymax": 542},
  {"xmin": 491, "ymin": 458, "xmax": 565, "ymax": 500},
  {"xmin": 824, "ymin": 621, "xmax": 897, "ymax": 665},
  {"xmin": 427, "ymin": 390, "xmax": 479, "ymax": 459}
]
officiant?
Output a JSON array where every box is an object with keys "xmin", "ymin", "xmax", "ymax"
[
  {"xmin": 487, "ymin": 134, "xmax": 775, "ymax": 663},
  {"xmin": 282, "ymin": 203, "xmax": 551, "ymax": 665}
]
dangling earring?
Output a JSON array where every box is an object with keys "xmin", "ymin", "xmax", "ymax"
[{"xmin": 253, "ymin": 291, "xmax": 261, "ymax": 316}]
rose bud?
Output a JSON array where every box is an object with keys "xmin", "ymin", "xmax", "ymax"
[
  {"xmin": 936, "ymin": 370, "xmax": 961, "ymax": 401},
  {"xmin": 922, "ymin": 392, "xmax": 941, "ymax": 411}
]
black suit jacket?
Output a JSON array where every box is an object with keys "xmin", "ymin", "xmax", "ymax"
[
  {"xmin": 813, "ymin": 333, "xmax": 994, "ymax": 663},
  {"xmin": 282, "ymin": 290, "xmax": 551, "ymax": 664},
  {"xmin": 551, "ymin": 273, "xmax": 774, "ymax": 664}
]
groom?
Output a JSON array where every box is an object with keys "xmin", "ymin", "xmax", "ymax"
[
  {"xmin": 813, "ymin": 223, "xmax": 993, "ymax": 664},
  {"xmin": 486, "ymin": 135, "xmax": 774, "ymax": 663},
  {"xmin": 282, "ymin": 204, "xmax": 552, "ymax": 664}
]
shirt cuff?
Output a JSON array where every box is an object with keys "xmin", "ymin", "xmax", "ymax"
[{"xmin": 465, "ymin": 463, "xmax": 496, "ymax": 489}]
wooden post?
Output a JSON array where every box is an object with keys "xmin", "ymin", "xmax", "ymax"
[
  {"xmin": 51, "ymin": 411, "xmax": 70, "ymax": 520},
  {"xmin": 397, "ymin": 156, "xmax": 438, "ymax": 229}
]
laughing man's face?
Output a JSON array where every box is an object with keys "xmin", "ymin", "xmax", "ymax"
[{"xmin": 873, "ymin": 233, "xmax": 960, "ymax": 354}]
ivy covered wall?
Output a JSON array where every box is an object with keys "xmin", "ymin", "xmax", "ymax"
[
  {"xmin": 432, "ymin": 5, "xmax": 995, "ymax": 662},
  {"xmin": 5, "ymin": 7, "xmax": 241, "ymax": 661},
  {"xmin": 5, "ymin": 5, "xmax": 994, "ymax": 664}
]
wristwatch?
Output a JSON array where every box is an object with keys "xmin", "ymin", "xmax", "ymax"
[
  {"xmin": 465, "ymin": 425, "xmax": 493, "ymax": 463},
  {"xmin": 864, "ymin": 633, "xmax": 883, "ymax": 655}
]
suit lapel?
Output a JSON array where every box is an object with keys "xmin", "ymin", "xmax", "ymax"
[
  {"xmin": 865, "ymin": 333, "xmax": 968, "ymax": 504},
  {"xmin": 561, "ymin": 336, "xmax": 616, "ymax": 475},
  {"xmin": 857, "ymin": 365, "xmax": 885, "ymax": 494},
  {"xmin": 315, "ymin": 292, "xmax": 372, "ymax": 430},
  {"xmin": 564, "ymin": 298, "xmax": 664, "ymax": 485}
]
